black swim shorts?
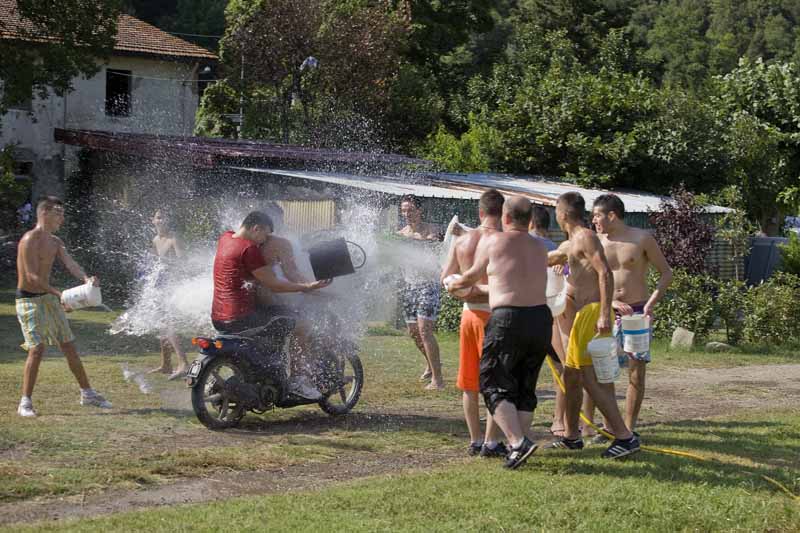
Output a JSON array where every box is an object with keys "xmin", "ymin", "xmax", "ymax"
[{"xmin": 480, "ymin": 305, "xmax": 553, "ymax": 415}]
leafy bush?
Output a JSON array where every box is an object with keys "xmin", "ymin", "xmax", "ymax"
[
  {"xmin": 777, "ymin": 232, "xmax": 800, "ymax": 276},
  {"xmin": 651, "ymin": 269, "xmax": 716, "ymax": 340},
  {"xmin": 649, "ymin": 184, "xmax": 715, "ymax": 274},
  {"xmin": 0, "ymin": 145, "xmax": 29, "ymax": 231},
  {"xmin": 743, "ymin": 272, "xmax": 800, "ymax": 345},
  {"xmin": 715, "ymin": 279, "xmax": 747, "ymax": 345},
  {"xmin": 436, "ymin": 291, "xmax": 462, "ymax": 333}
]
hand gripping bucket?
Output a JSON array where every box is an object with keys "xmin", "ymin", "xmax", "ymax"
[
  {"xmin": 587, "ymin": 336, "xmax": 620, "ymax": 383},
  {"xmin": 61, "ymin": 281, "xmax": 102, "ymax": 311},
  {"xmin": 545, "ymin": 267, "xmax": 567, "ymax": 317},
  {"xmin": 307, "ymin": 238, "xmax": 366, "ymax": 281},
  {"xmin": 620, "ymin": 314, "xmax": 651, "ymax": 353}
]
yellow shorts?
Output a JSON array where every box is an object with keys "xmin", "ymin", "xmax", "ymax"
[
  {"xmin": 566, "ymin": 302, "xmax": 605, "ymax": 369},
  {"xmin": 16, "ymin": 294, "xmax": 75, "ymax": 351}
]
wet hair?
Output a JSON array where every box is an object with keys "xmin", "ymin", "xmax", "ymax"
[
  {"xmin": 531, "ymin": 204, "xmax": 550, "ymax": 230},
  {"xmin": 557, "ymin": 192, "xmax": 586, "ymax": 222},
  {"xmin": 478, "ymin": 189, "xmax": 504, "ymax": 217},
  {"xmin": 36, "ymin": 196, "xmax": 64, "ymax": 214},
  {"xmin": 399, "ymin": 194, "xmax": 422, "ymax": 210},
  {"xmin": 241, "ymin": 211, "xmax": 274, "ymax": 232},
  {"xmin": 593, "ymin": 194, "xmax": 625, "ymax": 220},
  {"xmin": 503, "ymin": 196, "xmax": 532, "ymax": 226}
]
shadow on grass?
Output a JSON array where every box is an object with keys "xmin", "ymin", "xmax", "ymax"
[
  {"xmin": 639, "ymin": 419, "xmax": 800, "ymax": 468},
  {"xmin": 232, "ymin": 409, "xmax": 464, "ymax": 437},
  {"xmin": 541, "ymin": 420, "xmax": 794, "ymax": 493},
  {"xmin": 0, "ymin": 313, "xmax": 166, "ymax": 364}
]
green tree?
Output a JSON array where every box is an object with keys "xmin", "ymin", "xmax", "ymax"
[
  {"xmin": 215, "ymin": 0, "xmax": 405, "ymax": 146},
  {"xmin": 0, "ymin": 0, "xmax": 122, "ymax": 114},
  {"xmin": 713, "ymin": 58, "xmax": 800, "ymax": 235}
]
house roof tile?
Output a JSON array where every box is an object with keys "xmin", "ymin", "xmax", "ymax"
[{"xmin": 0, "ymin": 1, "xmax": 216, "ymax": 60}]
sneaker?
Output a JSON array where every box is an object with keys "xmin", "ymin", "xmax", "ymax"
[
  {"xmin": 17, "ymin": 399, "xmax": 36, "ymax": 417},
  {"xmin": 288, "ymin": 375, "xmax": 322, "ymax": 401},
  {"xmin": 468, "ymin": 442, "xmax": 483, "ymax": 456},
  {"xmin": 601, "ymin": 435, "xmax": 641, "ymax": 459},
  {"xmin": 503, "ymin": 437, "xmax": 538, "ymax": 470},
  {"xmin": 80, "ymin": 390, "xmax": 113, "ymax": 409},
  {"xmin": 545, "ymin": 436, "xmax": 585, "ymax": 450},
  {"xmin": 480, "ymin": 442, "xmax": 510, "ymax": 458}
]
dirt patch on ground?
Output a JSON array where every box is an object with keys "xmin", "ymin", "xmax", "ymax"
[{"xmin": 1, "ymin": 363, "xmax": 799, "ymax": 527}]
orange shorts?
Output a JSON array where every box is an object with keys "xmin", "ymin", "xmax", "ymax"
[{"xmin": 457, "ymin": 308, "xmax": 491, "ymax": 391}]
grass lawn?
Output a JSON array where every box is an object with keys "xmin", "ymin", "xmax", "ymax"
[{"xmin": 0, "ymin": 286, "xmax": 798, "ymax": 531}]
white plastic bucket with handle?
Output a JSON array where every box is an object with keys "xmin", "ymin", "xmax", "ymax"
[
  {"xmin": 587, "ymin": 336, "xmax": 620, "ymax": 383},
  {"xmin": 546, "ymin": 267, "xmax": 567, "ymax": 317},
  {"xmin": 61, "ymin": 282, "xmax": 102, "ymax": 311},
  {"xmin": 621, "ymin": 314, "xmax": 651, "ymax": 353}
]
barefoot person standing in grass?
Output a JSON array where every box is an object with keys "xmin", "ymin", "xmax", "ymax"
[
  {"xmin": 441, "ymin": 189, "xmax": 507, "ymax": 458},
  {"xmin": 584, "ymin": 194, "xmax": 672, "ymax": 437},
  {"xmin": 397, "ymin": 195, "xmax": 444, "ymax": 390},
  {"xmin": 148, "ymin": 209, "xmax": 190, "ymax": 380},
  {"xmin": 15, "ymin": 197, "xmax": 112, "ymax": 417},
  {"xmin": 450, "ymin": 196, "xmax": 552, "ymax": 469},
  {"xmin": 546, "ymin": 192, "xmax": 639, "ymax": 459}
]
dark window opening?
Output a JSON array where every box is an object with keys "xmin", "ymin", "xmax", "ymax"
[
  {"xmin": 13, "ymin": 161, "xmax": 33, "ymax": 176},
  {"xmin": 106, "ymin": 69, "xmax": 132, "ymax": 117}
]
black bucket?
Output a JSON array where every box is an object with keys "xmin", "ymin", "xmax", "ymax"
[{"xmin": 307, "ymin": 238, "xmax": 366, "ymax": 280}]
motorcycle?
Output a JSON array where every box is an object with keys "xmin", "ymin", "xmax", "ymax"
[{"xmin": 186, "ymin": 313, "xmax": 363, "ymax": 430}]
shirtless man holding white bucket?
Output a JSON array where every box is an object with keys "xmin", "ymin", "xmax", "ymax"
[
  {"xmin": 546, "ymin": 192, "xmax": 639, "ymax": 459},
  {"xmin": 15, "ymin": 197, "xmax": 112, "ymax": 417},
  {"xmin": 587, "ymin": 194, "xmax": 672, "ymax": 436},
  {"xmin": 441, "ymin": 189, "xmax": 506, "ymax": 458}
]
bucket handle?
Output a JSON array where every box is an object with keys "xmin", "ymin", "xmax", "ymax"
[{"xmin": 345, "ymin": 240, "xmax": 367, "ymax": 269}]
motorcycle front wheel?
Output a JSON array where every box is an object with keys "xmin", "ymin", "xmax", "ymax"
[
  {"xmin": 319, "ymin": 351, "xmax": 363, "ymax": 416},
  {"xmin": 191, "ymin": 356, "xmax": 247, "ymax": 430}
]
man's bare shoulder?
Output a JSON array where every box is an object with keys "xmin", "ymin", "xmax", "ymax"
[{"xmin": 397, "ymin": 225, "xmax": 411, "ymax": 236}]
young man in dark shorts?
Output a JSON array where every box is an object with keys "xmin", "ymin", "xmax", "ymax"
[
  {"xmin": 211, "ymin": 211, "xmax": 330, "ymax": 398},
  {"xmin": 450, "ymin": 196, "xmax": 552, "ymax": 469}
]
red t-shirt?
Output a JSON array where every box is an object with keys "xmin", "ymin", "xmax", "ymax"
[{"xmin": 211, "ymin": 231, "xmax": 267, "ymax": 322}]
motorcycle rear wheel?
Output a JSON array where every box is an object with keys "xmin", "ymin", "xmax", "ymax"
[
  {"xmin": 191, "ymin": 356, "xmax": 247, "ymax": 430},
  {"xmin": 319, "ymin": 351, "xmax": 363, "ymax": 416}
]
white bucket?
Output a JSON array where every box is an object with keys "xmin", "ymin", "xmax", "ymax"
[
  {"xmin": 61, "ymin": 282, "xmax": 102, "ymax": 311},
  {"xmin": 587, "ymin": 336, "xmax": 620, "ymax": 383},
  {"xmin": 546, "ymin": 267, "xmax": 567, "ymax": 317},
  {"xmin": 443, "ymin": 274, "xmax": 471, "ymax": 297},
  {"xmin": 621, "ymin": 314, "xmax": 651, "ymax": 353}
]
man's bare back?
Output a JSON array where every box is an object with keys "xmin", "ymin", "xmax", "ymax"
[
  {"xmin": 447, "ymin": 228, "xmax": 495, "ymax": 304},
  {"xmin": 479, "ymin": 231, "xmax": 547, "ymax": 309}
]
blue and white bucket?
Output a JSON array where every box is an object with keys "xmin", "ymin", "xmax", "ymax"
[{"xmin": 621, "ymin": 314, "xmax": 651, "ymax": 353}]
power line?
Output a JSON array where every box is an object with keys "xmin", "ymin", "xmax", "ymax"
[
  {"xmin": 110, "ymin": 71, "xmax": 223, "ymax": 83},
  {"xmin": 167, "ymin": 31, "xmax": 223, "ymax": 39}
]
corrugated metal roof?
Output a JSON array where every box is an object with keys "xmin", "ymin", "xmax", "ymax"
[
  {"xmin": 234, "ymin": 167, "xmax": 485, "ymax": 200},
  {"xmin": 234, "ymin": 167, "xmax": 732, "ymax": 214}
]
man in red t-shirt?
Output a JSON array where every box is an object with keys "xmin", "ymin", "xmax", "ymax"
[
  {"xmin": 212, "ymin": 211, "xmax": 329, "ymax": 331},
  {"xmin": 211, "ymin": 211, "xmax": 330, "ymax": 398}
]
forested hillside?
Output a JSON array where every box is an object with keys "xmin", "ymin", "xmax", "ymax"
[{"xmin": 124, "ymin": 0, "xmax": 800, "ymax": 233}]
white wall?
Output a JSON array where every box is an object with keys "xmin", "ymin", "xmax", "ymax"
[{"xmin": 0, "ymin": 54, "xmax": 202, "ymax": 198}]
